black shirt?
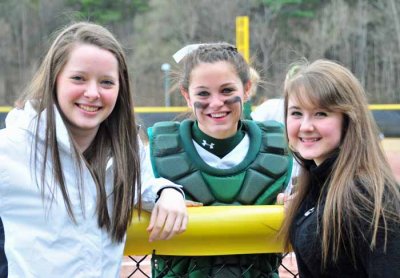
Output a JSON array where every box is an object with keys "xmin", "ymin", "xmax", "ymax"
[{"xmin": 290, "ymin": 156, "xmax": 400, "ymax": 277}]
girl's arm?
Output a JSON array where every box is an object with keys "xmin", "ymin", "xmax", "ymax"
[
  {"xmin": 139, "ymin": 138, "xmax": 188, "ymax": 242},
  {"xmin": 359, "ymin": 220, "xmax": 400, "ymax": 277}
]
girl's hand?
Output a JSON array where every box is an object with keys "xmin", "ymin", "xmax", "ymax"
[
  {"xmin": 147, "ymin": 188, "xmax": 188, "ymax": 242},
  {"xmin": 277, "ymin": 193, "xmax": 295, "ymax": 210},
  {"xmin": 185, "ymin": 200, "xmax": 203, "ymax": 207},
  {"xmin": 277, "ymin": 193, "xmax": 286, "ymax": 205}
]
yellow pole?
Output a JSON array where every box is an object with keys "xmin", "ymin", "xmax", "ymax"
[
  {"xmin": 124, "ymin": 205, "xmax": 285, "ymax": 256},
  {"xmin": 236, "ymin": 16, "xmax": 250, "ymax": 62}
]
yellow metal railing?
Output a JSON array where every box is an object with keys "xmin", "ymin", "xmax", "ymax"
[{"xmin": 124, "ymin": 205, "xmax": 284, "ymax": 256}]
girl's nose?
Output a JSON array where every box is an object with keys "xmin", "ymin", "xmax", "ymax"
[
  {"xmin": 83, "ymin": 81, "xmax": 100, "ymax": 100},
  {"xmin": 208, "ymin": 94, "xmax": 224, "ymax": 108},
  {"xmin": 300, "ymin": 117, "xmax": 314, "ymax": 132}
]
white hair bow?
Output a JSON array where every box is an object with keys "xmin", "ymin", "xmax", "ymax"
[{"xmin": 172, "ymin": 44, "xmax": 204, "ymax": 63}]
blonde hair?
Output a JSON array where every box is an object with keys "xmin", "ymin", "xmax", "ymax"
[
  {"xmin": 248, "ymin": 67, "xmax": 260, "ymax": 98},
  {"xmin": 280, "ymin": 59, "xmax": 400, "ymax": 266}
]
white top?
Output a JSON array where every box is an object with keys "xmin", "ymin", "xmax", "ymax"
[
  {"xmin": 0, "ymin": 102, "xmax": 178, "ymax": 278},
  {"xmin": 193, "ymin": 134, "xmax": 250, "ymax": 169},
  {"xmin": 251, "ymin": 98, "xmax": 285, "ymax": 123}
]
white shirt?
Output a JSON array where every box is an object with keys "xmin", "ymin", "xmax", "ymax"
[
  {"xmin": 0, "ymin": 103, "xmax": 176, "ymax": 277},
  {"xmin": 251, "ymin": 98, "xmax": 285, "ymax": 123},
  {"xmin": 193, "ymin": 134, "xmax": 250, "ymax": 169}
]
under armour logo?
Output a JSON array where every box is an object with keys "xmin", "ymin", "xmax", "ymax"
[{"xmin": 202, "ymin": 140, "xmax": 214, "ymax": 149}]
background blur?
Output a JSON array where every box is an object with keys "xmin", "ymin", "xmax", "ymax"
[
  {"xmin": 0, "ymin": 2, "xmax": 399, "ymax": 277},
  {"xmin": 0, "ymin": 0, "xmax": 399, "ymax": 107}
]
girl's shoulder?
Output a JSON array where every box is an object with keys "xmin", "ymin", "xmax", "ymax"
[{"xmin": 0, "ymin": 124, "xmax": 31, "ymax": 149}]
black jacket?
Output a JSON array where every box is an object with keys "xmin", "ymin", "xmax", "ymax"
[
  {"xmin": 290, "ymin": 155, "xmax": 400, "ymax": 277},
  {"xmin": 0, "ymin": 217, "xmax": 7, "ymax": 278}
]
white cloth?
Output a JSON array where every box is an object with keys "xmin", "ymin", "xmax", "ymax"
[
  {"xmin": 0, "ymin": 102, "xmax": 178, "ymax": 278},
  {"xmin": 193, "ymin": 134, "xmax": 250, "ymax": 169},
  {"xmin": 251, "ymin": 98, "xmax": 285, "ymax": 123}
]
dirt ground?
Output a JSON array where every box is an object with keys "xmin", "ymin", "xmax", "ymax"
[{"xmin": 120, "ymin": 138, "xmax": 400, "ymax": 278}]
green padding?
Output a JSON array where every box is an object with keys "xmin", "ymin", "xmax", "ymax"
[
  {"xmin": 262, "ymin": 133, "xmax": 287, "ymax": 152},
  {"xmin": 155, "ymin": 154, "xmax": 190, "ymax": 180},
  {"xmin": 152, "ymin": 133, "xmax": 181, "ymax": 156},
  {"xmin": 238, "ymin": 169, "xmax": 274, "ymax": 204},
  {"xmin": 255, "ymin": 175, "xmax": 287, "ymax": 205},
  {"xmin": 259, "ymin": 120, "xmax": 282, "ymax": 131},
  {"xmin": 202, "ymin": 172, "xmax": 246, "ymax": 203},
  {"xmin": 152, "ymin": 121, "xmax": 180, "ymax": 134},
  {"xmin": 180, "ymin": 120, "xmax": 262, "ymax": 176},
  {"xmin": 176, "ymin": 171, "xmax": 216, "ymax": 205},
  {"xmin": 152, "ymin": 253, "xmax": 281, "ymax": 278},
  {"xmin": 255, "ymin": 153, "xmax": 289, "ymax": 177}
]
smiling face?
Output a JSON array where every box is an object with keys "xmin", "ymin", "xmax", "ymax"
[
  {"xmin": 182, "ymin": 61, "xmax": 250, "ymax": 139},
  {"xmin": 286, "ymin": 95, "xmax": 344, "ymax": 165},
  {"xmin": 56, "ymin": 43, "xmax": 119, "ymax": 149}
]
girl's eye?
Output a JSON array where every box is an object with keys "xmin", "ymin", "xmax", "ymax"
[
  {"xmin": 315, "ymin": 111, "xmax": 328, "ymax": 117},
  {"xmin": 101, "ymin": 80, "xmax": 115, "ymax": 87},
  {"xmin": 222, "ymin": 88, "xmax": 234, "ymax": 94},
  {"xmin": 290, "ymin": 111, "xmax": 302, "ymax": 117},
  {"xmin": 71, "ymin": 76, "xmax": 84, "ymax": 82},
  {"xmin": 197, "ymin": 91, "xmax": 210, "ymax": 97}
]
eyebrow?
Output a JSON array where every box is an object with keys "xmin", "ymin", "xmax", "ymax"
[
  {"xmin": 67, "ymin": 69, "xmax": 117, "ymax": 78},
  {"xmin": 193, "ymin": 86, "xmax": 209, "ymax": 90},
  {"xmin": 193, "ymin": 82, "xmax": 236, "ymax": 90},
  {"xmin": 220, "ymin": 82, "xmax": 236, "ymax": 87}
]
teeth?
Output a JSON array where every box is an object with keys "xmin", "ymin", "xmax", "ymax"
[
  {"xmin": 301, "ymin": 138, "xmax": 319, "ymax": 142},
  {"xmin": 79, "ymin": 104, "xmax": 99, "ymax": 112},
  {"xmin": 210, "ymin": 112, "xmax": 227, "ymax": 118}
]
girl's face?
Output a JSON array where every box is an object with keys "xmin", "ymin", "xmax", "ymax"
[
  {"xmin": 56, "ymin": 43, "xmax": 119, "ymax": 149},
  {"xmin": 286, "ymin": 95, "xmax": 344, "ymax": 165},
  {"xmin": 182, "ymin": 61, "xmax": 250, "ymax": 139}
]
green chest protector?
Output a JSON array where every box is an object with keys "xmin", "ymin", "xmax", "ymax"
[
  {"xmin": 149, "ymin": 120, "xmax": 291, "ymax": 278},
  {"xmin": 149, "ymin": 119, "xmax": 291, "ymax": 206}
]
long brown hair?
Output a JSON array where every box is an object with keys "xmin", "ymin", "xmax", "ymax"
[
  {"xmin": 18, "ymin": 22, "xmax": 141, "ymax": 242},
  {"xmin": 280, "ymin": 59, "xmax": 400, "ymax": 265}
]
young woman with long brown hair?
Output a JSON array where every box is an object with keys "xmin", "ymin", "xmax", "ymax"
[
  {"xmin": 280, "ymin": 59, "xmax": 400, "ymax": 277},
  {"xmin": 0, "ymin": 22, "xmax": 187, "ymax": 277}
]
